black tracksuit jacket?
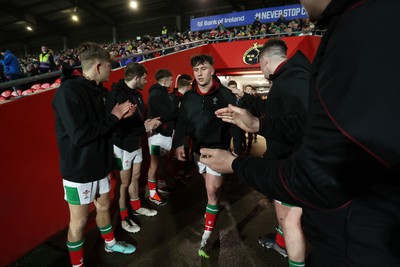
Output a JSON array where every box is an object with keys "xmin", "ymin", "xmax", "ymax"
[
  {"xmin": 148, "ymin": 83, "xmax": 176, "ymax": 137},
  {"xmin": 173, "ymin": 76, "xmax": 239, "ymax": 154},
  {"xmin": 52, "ymin": 74, "xmax": 119, "ymax": 183},
  {"xmin": 170, "ymin": 88, "xmax": 184, "ymax": 111},
  {"xmin": 105, "ymin": 79, "xmax": 147, "ymax": 152},
  {"xmin": 241, "ymin": 51, "xmax": 311, "ymax": 159},
  {"xmin": 232, "ymin": 0, "xmax": 400, "ymax": 265}
]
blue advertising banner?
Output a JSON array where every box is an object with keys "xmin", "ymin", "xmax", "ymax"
[{"xmin": 190, "ymin": 4, "xmax": 308, "ymax": 32}]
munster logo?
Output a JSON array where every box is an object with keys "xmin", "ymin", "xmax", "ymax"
[{"xmin": 243, "ymin": 43, "xmax": 263, "ymax": 65}]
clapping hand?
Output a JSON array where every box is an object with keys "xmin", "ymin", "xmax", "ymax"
[
  {"xmin": 144, "ymin": 117, "xmax": 161, "ymax": 133},
  {"xmin": 112, "ymin": 101, "xmax": 135, "ymax": 120}
]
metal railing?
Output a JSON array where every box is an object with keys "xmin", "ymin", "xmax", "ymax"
[{"xmin": 0, "ymin": 71, "xmax": 61, "ymax": 92}]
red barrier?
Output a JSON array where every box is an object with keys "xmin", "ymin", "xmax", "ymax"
[
  {"xmin": 0, "ymin": 90, "xmax": 67, "ymax": 265},
  {"xmin": 0, "ymin": 36, "xmax": 320, "ymax": 266}
]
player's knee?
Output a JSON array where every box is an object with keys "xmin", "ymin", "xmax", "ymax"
[
  {"xmin": 95, "ymin": 199, "xmax": 111, "ymax": 212},
  {"xmin": 69, "ymin": 216, "xmax": 88, "ymax": 232},
  {"xmin": 206, "ymin": 186, "xmax": 220, "ymax": 200}
]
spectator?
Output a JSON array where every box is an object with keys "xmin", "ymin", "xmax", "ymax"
[
  {"xmin": 217, "ymin": 22, "xmax": 227, "ymax": 32},
  {"xmin": 238, "ymin": 26, "xmax": 246, "ymax": 37},
  {"xmin": 253, "ymin": 16, "xmax": 262, "ymax": 30},
  {"xmin": 253, "ymin": 27, "xmax": 260, "ymax": 38},
  {"xmin": 276, "ymin": 14, "xmax": 287, "ymax": 26},
  {"xmin": 62, "ymin": 54, "xmax": 80, "ymax": 69},
  {"xmin": 38, "ymin": 45, "xmax": 55, "ymax": 73},
  {"xmin": 228, "ymin": 29, "xmax": 236, "ymax": 41},
  {"xmin": 109, "ymin": 51, "xmax": 121, "ymax": 69},
  {"xmin": 25, "ymin": 63, "xmax": 39, "ymax": 77},
  {"xmin": 33, "ymin": 61, "xmax": 40, "ymax": 72},
  {"xmin": 283, "ymin": 25, "xmax": 295, "ymax": 37},
  {"xmin": 54, "ymin": 59, "xmax": 62, "ymax": 71},
  {"xmin": 143, "ymin": 47, "xmax": 155, "ymax": 60},
  {"xmin": 120, "ymin": 50, "xmax": 134, "ymax": 67},
  {"xmin": 6, "ymin": 15, "xmax": 322, "ymax": 78},
  {"xmin": 279, "ymin": 22, "xmax": 287, "ymax": 33},
  {"xmin": 268, "ymin": 22, "xmax": 278, "ymax": 34},
  {"xmin": 299, "ymin": 25, "xmax": 313, "ymax": 36},
  {"xmin": 209, "ymin": 28, "xmax": 218, "ymax": 39},
  {"xmin": 217, "ymin": 29, "xmax": 228, "ymax": 40},
  {"xmin": 161, "ymin": 26, "xmax": 168, "ymax": 38},
  {"xmin": 164, "ymin": 39, "xmax": 176, "ymax": 55},
  {"xmin": 292, "ymin": 23, "xmax": 301, "ymax": 35},
  {"xmin": 0, "ymin": 48, "xmax": 22, "ymax": 81},
  {"xmin": 182, "ymin": 37, "xmax": 192, "ymax": 50},
  {"xmin": 152, "ymin": 42, "xmax": 162, "ymax": 56},
  {"xmin": 0, "ymin": 61, "xmax": 6, "ymax": 83},
  {"xmin": 260, "ymin": 24, "xmax": 268, "ymax": 35}
]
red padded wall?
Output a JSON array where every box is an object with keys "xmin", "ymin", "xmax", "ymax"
[{"xmin": 0, "ymin": 90, "xmax": 67, "ymax": 265}]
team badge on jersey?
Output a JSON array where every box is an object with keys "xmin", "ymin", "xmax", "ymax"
[
  {"xmin": 82, "ymin": 190, "xmax": 90, "ymax": 199},
  {"xmin": 213, "ymin": 97, "xmax": 218, "ymax": 105}
]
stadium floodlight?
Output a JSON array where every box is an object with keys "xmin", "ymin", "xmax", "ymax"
[{"xmin": 130, "ymin": 1, "xmax": 138, "ymax": 9}]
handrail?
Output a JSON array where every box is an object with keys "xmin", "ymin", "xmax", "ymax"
[
  {"xmin": 0, "ymin": 71, "xmax": 61, "ymax": 91},
  {"xmin": 206, "ymin": 31, "xmax": 316, "ymax": 43},
  {"xmin": 115, "ymin": 39, "xmax": 208, "ymax": 63}
]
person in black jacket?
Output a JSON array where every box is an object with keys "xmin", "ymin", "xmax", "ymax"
[
  {"xmin": 52, "ymin": 42, "xmax": 136, "ymax": 267},
  {"xmin": 106, "ymin": 63, "xmax": 160, "ymax": 234},
  {"xmin": 173, "ymin": 54, "xmax": 240, "ymax": 258},
  {"xmin": 170, "ymin": 74, "xmax": 192, "ymax": 110},
  {"xmin": 147, "ymin": 69, "xmax": 175, "ymax": 205},
  {"xmin": 227, "ymin": 80, "xmax": 246, "ymax": 156},
  {"xmin": 170, "ymin": 74, "xmax": 193, "ymax": 184},
  {"xmin": 200, "ymin": 0, "xmax": 400, "ymax": 266},
  {"xmin": 243, "ymin": 85, "xmax": 258, "ymax": 150},
  {"xmin": 226, "ymin": 38, "xmax": 311, "ymax": 266}
]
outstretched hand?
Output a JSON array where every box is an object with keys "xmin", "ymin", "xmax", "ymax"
[
  {"xmin": 199, "ymin": 148, "xmax": 236, "ymax": 174},
  {"xmin": 215, "ymin": 104, "xmax": 260, "ymax": 133}
]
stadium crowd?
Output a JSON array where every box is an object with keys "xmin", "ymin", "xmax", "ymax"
[{"xmin": 0, "ymin": 15, "xmax": 316, "ymax": 85}]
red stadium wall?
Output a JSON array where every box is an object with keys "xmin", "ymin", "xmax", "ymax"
[
  {"xmin": 210, "ymin": 36, "xmax": 319, "ymax": 71},
  {"xmin": 0, "ymin": 36, "xmax": 320, "ymax": 266}
]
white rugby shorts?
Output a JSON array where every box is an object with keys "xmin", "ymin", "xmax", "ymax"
[
  {"xmin": 194, "ymin": 153, "xmax": 222, "ymax": 176},
  {"xmin": 63, "ymin": 175, "xmax": 111, "ymax": 205},
  {"xmin": 148, "ymin": 133, "xmax": 172, "ymax": 156},
  {"xmin": 113, "ymin": 146, "xmax": 143, "ymax": 170}
]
